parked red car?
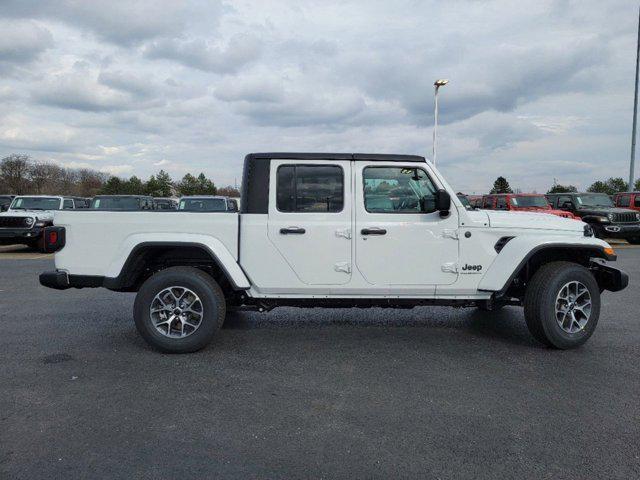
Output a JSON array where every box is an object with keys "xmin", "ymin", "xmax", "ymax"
[
  {"xmin": 613, "ymin": 192, "xmax": 640, "ymax": 211},
  {"xmin": 481, "ymin": 193, "xmax": 577, "ymax": 219}
]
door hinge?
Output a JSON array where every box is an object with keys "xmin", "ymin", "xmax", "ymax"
[
  {"xmin": 442, "ymin": 229, "xmax": 459, "ymax": 240},
  {"xmin": 335, "ymin": 228, "xmax": 352, "ymax": 240},
  {"xmin": 441, "ymin": 262, "xmax": 458, "ymax": 273},
  {"xmin": 334, "ymin": 262, "xmax": 352, "ymax": 274}
]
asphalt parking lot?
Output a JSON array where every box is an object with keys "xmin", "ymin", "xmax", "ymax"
[{"xmin": 1, "ymin": 247, "xmax": 639, "ymax": 479}]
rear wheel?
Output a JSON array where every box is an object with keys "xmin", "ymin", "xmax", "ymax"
[
  {"xmin": 133, "ymin": 266, "xmax": 226, "ymax": 353},
  {"xmin": 524, "ymin": 261, "xmax": 600, "ymax": 349}
]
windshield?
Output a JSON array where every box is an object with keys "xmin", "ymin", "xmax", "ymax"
[
  {"xmin": 11, "ymin": 197, "xmax": 61, "ymax": 210},
  {"xmin": 575, "ymin": 194, "xmax": 614, "ymax": 208},
  {"xmin": 457, "ymin": 194, "xmax": 472, "ymax": 209},
  {"xmin": 510, "ymin": 196, "xmax": 550, "ymax": 208},
  {"xmin": 91, "ymin": 197, "xmax": 141, "ymax": 210},
  {"xmin": 179, "ymin": 198, "xmax": 227, "ymax": 212}
]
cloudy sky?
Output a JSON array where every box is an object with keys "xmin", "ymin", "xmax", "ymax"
[{"xmin": 0, "ymin": 0, "xmax": 637, "ymax": 192}]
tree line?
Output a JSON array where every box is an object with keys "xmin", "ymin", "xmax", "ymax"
[
  {"xmin": 0, "ymin": 154, "xmax": 240, "ymax": 198},
  {"xmin": 489, "ymin": 176, "xmax": 640, "ymax": 195}
]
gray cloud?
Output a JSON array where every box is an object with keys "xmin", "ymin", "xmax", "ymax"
[
  {"xmin": 0, "ymin": 20, "xmax": 53, "ymax": 71},
  {"xmin": 0, "ymin": 0, "xmax": 214, "ymax": 46},
  {"xmin": 0, "ymin": 0, "xmax": 637, "ymax": 193},
  {"xmin": 144, "ymin": 34, "xmax": 262, "ymax": 73}
]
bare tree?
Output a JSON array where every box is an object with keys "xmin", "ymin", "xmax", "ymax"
[
  {"xmin": 29, "ymin": 162, "xmax": 65, "ymax": 194},
  {"xmin": 0, "ymin": 154, "xmax": 31, "ymax": 194}
]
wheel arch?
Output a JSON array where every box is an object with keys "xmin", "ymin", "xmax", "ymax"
[
  {"xmin": 478, "ymin": 239, "xmax": 615, "ymax": 297},
  {"xmin": 103, "ymin": 241, "xmax": 251, "ymax": 293}
]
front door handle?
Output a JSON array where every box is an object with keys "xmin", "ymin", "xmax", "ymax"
[
  {"xmin": 280, "ymin": 227, "xmax": 306, "ymax": 235},
  {"xmin": 361, "ymin": 227, "xmax": 387, "ymax": 236}
]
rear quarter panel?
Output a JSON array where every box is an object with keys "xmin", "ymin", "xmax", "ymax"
[{"xmin": 52, "ymin": 211, "xmax": 247, "ymax": 286}]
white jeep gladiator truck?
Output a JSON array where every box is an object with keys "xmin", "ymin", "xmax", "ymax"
[
  {"xmin": 39, "ymin": 153, "xmax": 628, "ymax": 352},
  {"xmin": 0, "ymin": 195, "xmax": 76, "ymax": 251}
]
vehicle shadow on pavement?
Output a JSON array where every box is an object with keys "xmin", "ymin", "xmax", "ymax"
[
  {"xmin": 465, "ymin": 308, "xmax": 541, "ymax": 348},
  {"xmin": 221, "ymin": 307, "xmax": 541, "ymax": 349}
]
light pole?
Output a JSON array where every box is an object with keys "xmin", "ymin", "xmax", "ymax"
[
  {"xmin": 630, "ymin": 5, "xmax": 640, "ymax": 192},
  {"xmin": 433, "ymin": 79, "xmax": 449, "ymax": 166}
]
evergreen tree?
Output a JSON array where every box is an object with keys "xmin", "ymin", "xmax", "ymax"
[
  {"xmin": 587, "ymin": 177, "xmax": 628, "ymax": 195},
  {"xmin": 490, "ymin": 176, "xmax": 513, "ymax": 194},
  {"xmin": 547, "ymin": 184, "xmax": 577, "ymax": 194},
  {"xmin": 155, "ymin": 170, "xmax": 173, "ymax": 197},
  {"xmin": 145, "ymin": 175, "xmax": 161, "ymax": 196},
  {"xmin": 635, "ymin": 178, "xmax": 640, "ymax": 191},
  {"xmin": 196, "ymin": 173, "xmax": 216, "ymax": 195},
  {"xmin": 101, "ymin": 177, "xmax": 124, "ymax": 194},
  {"xmin": 124, "ymin": 176, "xmax": 145, "ymax": 195},
  {"xmin": 177, "ymin": 173, "xmax": 199, "ymax": 196}
]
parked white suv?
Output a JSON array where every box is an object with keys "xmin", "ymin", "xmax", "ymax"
[
  {"xmin": 40, "ymin": 153, "xmax": 628, "ymax": 352},
  {"xmin": 0, "ymin": 195, "xmax": 75, "ymax": 250}
]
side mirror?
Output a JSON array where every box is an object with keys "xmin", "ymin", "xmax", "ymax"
[{"xmin": 434, "ymin": 189, "xmax": 451, "ymax": 215}]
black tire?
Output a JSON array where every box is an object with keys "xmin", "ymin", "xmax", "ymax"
[
  {"xmin": 133, "ymin": 266, "xmax": 226, "ymax": 353},
  {"xmin": 524, "ymin": 261, "xmax": 600, "ymax": 349}
]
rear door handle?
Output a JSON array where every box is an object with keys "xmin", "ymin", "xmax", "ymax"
[
  {"xmin": 280, "ymin": 227, "xmax": 306, "ymax": 235},
  {"xmin": 361, "ymin": 228, "xmax": 387, "ymax": 236}
]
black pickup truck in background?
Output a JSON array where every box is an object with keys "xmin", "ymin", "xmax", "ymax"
[{"xmin": 547, "ymin": 192, "xmax": 640, "ymax": 243}]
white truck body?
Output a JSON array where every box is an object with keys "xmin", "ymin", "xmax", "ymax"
[
  {"xmin": 40, "ymin": 153, "xmax": 628, "ymax": 351},
  {"xmin": 52, "ymin": 159, "xmax": 608, "ymax": 298}
]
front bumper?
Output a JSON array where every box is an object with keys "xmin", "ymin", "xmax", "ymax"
[
  {"xmin": 590, "ymin": 261, "xmax": 629, "ymax": 292},
  {"xmin": 0, "ymin": 227, "xmax": 43, "ymax": 242},
  {"xmin": 39, "ymin": 270, "xmax": 105, "ymax": 290},
  {"xmin": 594, "ymin": 223, "xmax": 640, "ymax": 239}
]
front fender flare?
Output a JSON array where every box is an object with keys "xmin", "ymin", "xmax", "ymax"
[{"xmin": 477, "ymin": 236, "xmax": 613, "ymax": 293}]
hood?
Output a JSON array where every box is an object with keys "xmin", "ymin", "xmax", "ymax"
[
  {"xmin": 575, "ymin": 206, "xmax": 635, "ymax": 215},
  {"xmin": 485, "ymin": 210, "xmax": 584, "ymax": 233},
  {"xmin": 0, "ymin": 209, "xmax": 55, "ymax": 221}
]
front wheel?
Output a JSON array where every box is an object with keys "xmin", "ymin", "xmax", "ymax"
[
  {"xmin": 524, "ymin": 261, "xmax": 600, "ymax": 349},
  {"xmin": 133, "ymin": 266, "xmax": 226, "ymax": 353}
]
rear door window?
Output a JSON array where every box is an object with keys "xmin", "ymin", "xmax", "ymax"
[{"xmin": 276, "ymin": 165, "xmax": 344, "ymax": 213}]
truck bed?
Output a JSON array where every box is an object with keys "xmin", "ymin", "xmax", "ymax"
[{"xmin": 53, "ymin": 211, "xmax": 240, "ymax": 278}]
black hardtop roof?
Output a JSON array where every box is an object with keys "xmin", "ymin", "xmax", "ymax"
[
  {"xmin": 246, "ymin": 152, "xmax": 426, "ymax": 162},
  {"xmin": 93, "ymin": 195, "xmax": 152, "ymax": 198},
  {"xmin": 546, "ymin": 192, "xmax": 611, "ymax": 196}
]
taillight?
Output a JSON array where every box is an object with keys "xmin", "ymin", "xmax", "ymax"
[{"xmin": 43, "ymin": 226, "xmax": 65, "ymax": 253}]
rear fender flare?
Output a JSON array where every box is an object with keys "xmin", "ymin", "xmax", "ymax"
[{"xmin": 105, "ymin": 233, "xmax": 251, "ymax": 290}]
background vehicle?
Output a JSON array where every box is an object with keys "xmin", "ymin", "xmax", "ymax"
[
  {"xmin": 456, "ymin": 193, "xmax": 474, "ymax": 210},
  {"xmin": 153, "ymin": 198, "xmax": 178, "ymax": 210},
  {"xmin": 0, "ymin": 195, "xmax": 15, "ymax": 212},
  {"xmin": 40, "ymin": 152, "xmax": 627, "ymax": 353},
  {"xmin": 178, "ymin": 196, "xmax": 238, "ymax": 212},
  {"xmin": 613, "ymin": 192, "xmax": 640, "ymax": 212},
  {"xmin": 90, "ymin": 195, "xmax": 154, "ymax": 211},
  {"xmin": 71, "ymin": 197, "xmax": 91, "ymax": 209},
  {"xmin": 482, "ymin": 193, "xmax": 576, "ymax": 219},
  {"xmin": 547, "ymin": 192, "xmax": 640, "ymax": 243},
  {"xmin": 0, "ymin": 195, "xmax": 76, "ymax": 250},
  {"xmin": 467, "ymin": 195, "xmax": 483, "ymax": 209}
]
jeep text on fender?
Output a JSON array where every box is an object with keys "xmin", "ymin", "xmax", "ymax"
[{"xmin": 40, "ymin": 153, "xmax": 629, "ymax": 352}]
